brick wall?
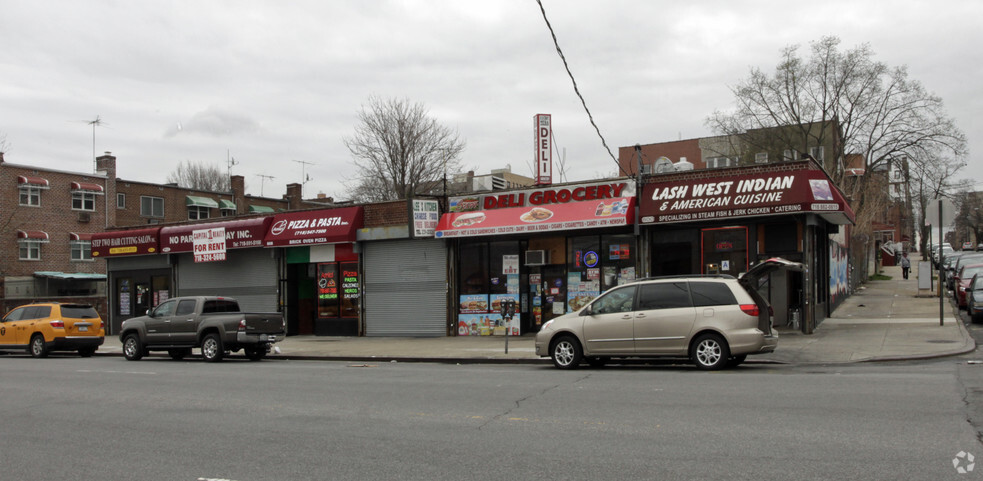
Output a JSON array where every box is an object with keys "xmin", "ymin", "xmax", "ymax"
[
  {"xmin": 363, "ymin": 200, "xmax": 408, "ymax": 227},
  {"xmin": 0, "ymin": 161, "xmax": 109, "ymax": 277}
]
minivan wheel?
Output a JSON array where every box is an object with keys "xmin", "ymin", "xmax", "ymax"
[
  {"xmin": 551, "ymin": 336, "xmax": 583, "ymax": 370},
  {"xmin": 691, "ymin": 333, "xmax": 730, "ymax": 370}
]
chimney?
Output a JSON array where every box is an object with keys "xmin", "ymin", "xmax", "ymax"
[
  {"xmin": 0, "ymin": 151, "xmax": 5, "ymax": 163},
  {"xmin": 96, "ymin": 152, "xmax": 118, "ymax": 228},
  {"xmin": 231, "ymin": 175, "xmax": 245, "ymax": 214},
  {"xmin": 284, "ymin": 183, "xmax": 303, "ymax": 210}
]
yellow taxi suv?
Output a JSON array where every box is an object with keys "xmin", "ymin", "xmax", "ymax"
[{"xmin": 0, "ymin": 303, "xmax": 105, "ymax": 358}]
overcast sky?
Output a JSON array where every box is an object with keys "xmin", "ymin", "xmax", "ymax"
[{"xmin": 2, "ymin": 0, "xmax": 980, "ymax": 200}]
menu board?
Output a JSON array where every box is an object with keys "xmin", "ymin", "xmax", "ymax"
[{"xmin": 340, "ymin": 261, "xmax": 359, "ymax": 318}]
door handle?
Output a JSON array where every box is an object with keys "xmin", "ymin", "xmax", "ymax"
[{"xmin": 621, "ymin": 314, "xmax": 632, "ymax": 320}]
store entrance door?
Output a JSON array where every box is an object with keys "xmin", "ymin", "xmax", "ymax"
[{"xmin": 528, "ymin": 265, "xmax": 567, "ymax": 331}]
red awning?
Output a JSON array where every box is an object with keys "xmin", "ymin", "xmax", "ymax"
[
  {"xmin": 17, "ymin": 175, "xmax": 49, "ymax": 188},
  {"xmin": 17, "ymin": 230, "xmax": 49, "ymax": 242},
  {"xmin": 69, "ymin": 232, "xmax": 94, "ymax": 241},
  {"xmin": 91, "ymin": 227, "xmax": 160, "ymax": 257},
  {"xmin": 435, "ymin": 198, "xmax": 634, "ymax": 239},
  {"xmin": 160, "ymin": 217, "xmax": 272, "ymax": 253},
  {"xmin": 639, "ymin": 168, "xmax": 855, "ymax": 225},
  {"xmin": 71, "ymin": 182, "xmax": 104, "ymax": 193},
  {"xmin": 264, "ymin": 207, "xmax": 363, "ymax": 247}
]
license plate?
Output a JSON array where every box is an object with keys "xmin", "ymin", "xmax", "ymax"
[
  {"xmin": 259, "ymin": 334, "xmax": 268, "ymax": 341},
  {"xmin": 78, "ymin": 326, "xmax": 88, "ymax": 332}
]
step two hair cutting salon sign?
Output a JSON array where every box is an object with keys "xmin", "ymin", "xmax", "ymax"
[{"xmin": 639, "ymin": 168, "xmax": 854, "ymax": 225}]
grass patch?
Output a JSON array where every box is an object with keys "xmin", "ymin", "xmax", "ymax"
[{"xmin": 869, "ymin": 273, "xmax": 893, "ymax": 281}]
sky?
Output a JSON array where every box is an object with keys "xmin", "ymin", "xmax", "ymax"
[{"xmin": 1, "ymin": 0, "xmax": 980, "ymax": 200}]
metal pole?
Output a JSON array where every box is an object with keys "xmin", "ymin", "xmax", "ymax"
[{"xmin": 939, "ymin": 201, "xmax": 944, "ymax": 326}]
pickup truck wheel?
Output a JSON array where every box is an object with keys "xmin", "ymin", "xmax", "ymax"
[
  {"xmin": 123, "ymin": 334, "xmax": 143, "ymax": 361},
  {"xmin": 168, "ymin": 348, "xmax": 192, "ymax": 360},
  {"xmin": 201, "ymin": 334, "xmax": 224, "ymax": 362},
  {"xmin": 244, "ymin": 346, "xmax": 266, "ymax": 361}
]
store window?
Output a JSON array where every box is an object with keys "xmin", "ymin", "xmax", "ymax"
[
  {"xmin": 317, "ymin": 262, "xmax": 360, "ymax": 319},
  {"xmin": 457, "ymin": 241, "xmax": 521, "ymax": 336},
  {"xmin": 566, "ymin": 234, "xmax": 636, "ymax": 313}
]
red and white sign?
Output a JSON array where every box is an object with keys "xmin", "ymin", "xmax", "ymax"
[
  {"xmin": 639, "ymin": 168, "xmax": 855, "ymax": 225},
  {"xmin": 193, "ymin": 227, "xmax": 226, "ymax": 263},
  {"xmin": 161, "ymin": 217, "xmax": 271, "ymax": 253},
  {"xmin": 435, "ymin": 198, "xmax": 634, "ymax": 238},
  {"xmin": 449, "ymin": 181, "xmax": 634, "ymax": 212},
  {"xmin": 264, "ymin": 206, "xmax": 363, "ymax": 247},
  {"xmin": 534, "ymin": 114, "xmax": 552, "ymax": 185}
]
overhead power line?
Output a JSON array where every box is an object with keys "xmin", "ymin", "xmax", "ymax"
[{"xmin": 535, "ymin": 0, "xmax": 629, "ymax": 177}]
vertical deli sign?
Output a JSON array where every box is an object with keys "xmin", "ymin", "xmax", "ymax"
[{"xmin": 534, "ymin": 114, "xmax": 552, "ymax": 185}]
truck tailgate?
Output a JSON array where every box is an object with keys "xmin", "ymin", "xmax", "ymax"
[{"xmin": 241, "ymin": 313, "xmax": 285, "ymax": 334}]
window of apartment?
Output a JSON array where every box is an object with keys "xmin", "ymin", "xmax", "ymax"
[
  {"xmin": 117, "ymin": 193, "xmax": 126, "ymax": 209},
  {"xmin": 706, "ymin": 157, "xmax": 736, "ymax": 169},
  {"xmin": 188, "ymin": 205, "xmax": 210, "ymax": 220},
  {"xmin": 141, "ymin": 196, "xmax": 164, "ymax": 217},
  {"xmin": 71, "ymin": 240, "xmax": 93, "ymax": 261},
  {"xmin": 72, "ymin": 192, "xmax": 96, "ymax": 211},
  {"xmin": 783, "ymin": 149, "xmax": 800, "ymax": 161},
  {"xmin": 220, "ymin": 208, "xmax": 236, "ymax": 217},
  {"xmin": 810, "ymin": 146, "xmax": 824, "ymax": 161},
  {"xmin": 19, "ymin": 186, "xmax": 41, "ymax": 206},
  {"xmin": 19, "ymin": 241, "xmax": 41, "ymax": 260},
  {"xmin": 755, "ymin": 152, "xmax": 768, "ymax": 163}
]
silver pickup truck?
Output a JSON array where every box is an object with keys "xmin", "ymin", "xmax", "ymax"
[{"xmin": 119, "ymin": 296, "xmax": 285, "ymax": 362}]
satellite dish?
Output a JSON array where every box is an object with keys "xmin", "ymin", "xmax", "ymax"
[{"xmin": 653, "ymin": 156, "xmax": 674, "ymax": 173}]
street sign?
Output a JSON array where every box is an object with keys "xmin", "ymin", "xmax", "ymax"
[{"xmin": 926, "ymin": 198, "xmax": 955, "ymax": 226}]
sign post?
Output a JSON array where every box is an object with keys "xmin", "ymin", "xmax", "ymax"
[{"xmin": 927, "ymin": 198, "xmax": 955, "ymax": 326}]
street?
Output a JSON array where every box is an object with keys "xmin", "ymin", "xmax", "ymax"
[{"xmin": 0, "ymin": 354, "xmax": 980, "ymax": 480}]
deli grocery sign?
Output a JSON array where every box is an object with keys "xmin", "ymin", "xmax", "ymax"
[
  {"xmin": 639, "ymin": 169, "xmax": 855, "ymax": 225},
  {"xmin": 449, "ymin": 181, "xmax": 635, "ymax": 212}
]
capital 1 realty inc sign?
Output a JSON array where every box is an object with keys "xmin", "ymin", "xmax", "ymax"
[{"xmin": 193, "ymin": 227, "xmax": 226, "ymax": 263}]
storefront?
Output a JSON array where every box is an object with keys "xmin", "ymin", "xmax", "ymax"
[
  {"xmin": 92, "ymin": 227, "xmax": 168, "ymax": 335},
  {"xmin": 159, "ymin": 217, "xmax": 277, "ymax": 313},
  {"xmin": 435, "ymin": 179, "xmax": 638, "ymax": 336},
  {"xmin": 638, "ymin": 160, "xmax": 854, "ymax": 332},
  {"xmin": 263, "ymin": 207, "xmax": 363, "ymax": 336}
]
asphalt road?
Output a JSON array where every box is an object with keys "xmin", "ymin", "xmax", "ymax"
[{"xmin": 0, "ymin": 354, "xmax": 979, "ymax": 480}]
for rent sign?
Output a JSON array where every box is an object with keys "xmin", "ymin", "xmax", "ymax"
[{"xmin": 193, "ymin": 227, "xmax": 226, "ymax": 263}]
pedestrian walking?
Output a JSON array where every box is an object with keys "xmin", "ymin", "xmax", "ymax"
[{"xmin": 900, "ymin": 252, "xmax": 911, "ymax": 279}]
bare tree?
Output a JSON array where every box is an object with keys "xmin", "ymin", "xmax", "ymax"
[
  {"xmin": 907, "ymin": 148, "xmax": 969, "ymax": 255},
  {"xmin": 0, "ymin": 131, "xmax": 10, "ymax": 155},
  {"xmin": 166, "ymin": 160, "xmax": 230, "ymax": 192},
  {"xmin": 707, "ymin": 36, "xmax": 966, "ymax": 222},
  {"xmin": 344, "ymin": 97, "xmax": 466, "ymax": 202}
]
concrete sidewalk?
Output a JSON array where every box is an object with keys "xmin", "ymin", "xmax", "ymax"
[{"xmin": 96, "ymin": 252, "xmax": 975, "ymax": 365}]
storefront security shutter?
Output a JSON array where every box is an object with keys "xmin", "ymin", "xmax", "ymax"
[
  {"xmin": 364, "ymin": 239, "xmax": 447, "ymax": 337},
  {"xmin": 175, "ymin": 249, "xmax": 278, "ymax": 312}
]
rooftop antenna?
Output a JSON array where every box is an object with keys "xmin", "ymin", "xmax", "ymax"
[
  {"xmin": 226, "ymin": 149, "xmax": 239, "ymax": 190},
  {"xmin": 256, "ymin": 174, "xmax": 275, "ymax": 196},
  {"xmin": 77, "ymin": 115, "xmax": 106, "ymax": 172},
  {"xmin": 291, "ymin": 159, "xmax": 315, "ymax": 197}
]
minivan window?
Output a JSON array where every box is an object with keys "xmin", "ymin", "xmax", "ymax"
[
  {"xmin": 591, "ymin": 287, "xmax": 635, "ymax": 315},
  {"xmin": 690, "ymin": 282, "xmax": 738, "ymax": 307},
  {"xmin": 637, "ymin": 282, "xmax": 690, "ymax": 310},
  {"xmin": 4, "ymin": 307, "xmax": 28, "ymax": 322},
  {"xmin": 32, "ymin": 306, "xmax": 52, "ymax": 319}
]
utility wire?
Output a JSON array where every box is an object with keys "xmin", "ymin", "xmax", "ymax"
[{"xmin": 535, "ymin": 0, "xmax": 630, "ymax": 177}]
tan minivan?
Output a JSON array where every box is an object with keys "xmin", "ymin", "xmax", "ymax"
[{"xmin": 535, "ymin": 258, "xmax": 801, "ymax": 370}]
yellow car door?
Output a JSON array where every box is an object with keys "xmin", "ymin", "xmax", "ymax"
[{"xmin": 0, "ymin": 306, "xmax": 30, "ymax": 346}]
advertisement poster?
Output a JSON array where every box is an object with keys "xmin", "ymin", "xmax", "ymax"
[
  {"xmin": 503, "ymin": 255, "xmax": 519, "ymax": 275},
  {"xmin": 457, "ymin": 313, "xmax": 520, "ymax": 336},
  {"xmin": 568, "ymin": 280, "xmax": 599, "ymax": 312},
  {"xmin": 459, "ymin": 294, "xmax": 489, "ymax": 314},
  {"xmin": 506, "ymin": 274, "xmax": 520, "ymax": 294}
]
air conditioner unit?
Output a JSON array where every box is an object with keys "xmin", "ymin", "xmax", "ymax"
[
  {"xmin": 525, "ymin": 250, "xmax": 549, "ymax": 266},
  {"xmin": 77, "ymin": 211, "xmax": 91, "ymax": 223}
]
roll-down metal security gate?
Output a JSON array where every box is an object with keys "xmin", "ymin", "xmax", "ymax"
[
  {"xmin": 363, "ymin": 239, "xmax": 447, "ymax": 337},
  {"xmin": 175, "ymin": 248, "xmax": 278, "ymax": 312}
]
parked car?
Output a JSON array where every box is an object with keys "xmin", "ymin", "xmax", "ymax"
[
  {"xmin": 119, "ymin": 296, "xmax": 284, "ymax": 362},
  {"xmin": 967, "ymin": 274, "xmax": 983, "ymax": 322},
  {"xmin": 0, "ymin": 302, "xmax": 104, "ymax": 357},
  {"xmin": 535, "ymin": 258, "xmax": 802, "ymax": 370},
  {"xmin": 956, "ymin": 264, "xmax": 983, "ymax": 308},
  {"xmin": 944, "ymin": 252, "xmax": 966, "ymax": 290},
  {"xmin": 964, "ymin": 242, "xmax": 975, "ymax": 250},
  {"xmin": 952, "ymin": 255, "xmax": 983, "ymax": 293}
]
